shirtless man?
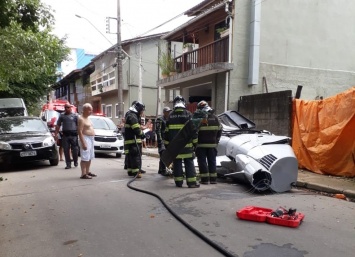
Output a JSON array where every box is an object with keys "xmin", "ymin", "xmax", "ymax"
[{"xmin": 78, "ymin": 103, "xmax": 96, "ymax": 179}]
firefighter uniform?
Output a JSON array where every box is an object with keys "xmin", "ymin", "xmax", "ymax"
[
  {"xmin": 124, "ymin": 102, "xmax": 145, "ymax": 177},
  {"xmin": 195, "ymin": 101, "xmax": 222, "ymax": 184},
  {"xmin": 155, "ymin": 107, "xmax": 171, "ymax": 175},
  {"xmin": 164, "ymin": 96, "xmax": 199, "ymax": 188}
]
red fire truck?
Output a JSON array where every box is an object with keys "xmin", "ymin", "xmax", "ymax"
[{"xmin": 40, "ymin": 100, "xmax": 78, "ymax": 134}]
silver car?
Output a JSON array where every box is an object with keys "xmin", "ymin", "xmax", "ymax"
[{"xmin": 88, "ymin": 115, "xmax": 124, "ymax": 158}]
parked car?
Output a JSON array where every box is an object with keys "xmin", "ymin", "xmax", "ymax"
[
  {"xmin": 0, "ymin": 98, "xmax": 28, "ymax": 118},
  {"xmin": 0, "ymin": 116, "xmax": 59, "ymax": 168},
  {"xmin": 87, "ymin": 115, "xmax": 124, "ymax": 158}
]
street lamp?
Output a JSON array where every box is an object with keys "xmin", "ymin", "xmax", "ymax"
[
  {"xmin": 75, "ymin": 14, "xmax": 113, "ymax": 46},
  {"xmin": 75, "ymin": 12, "xmax": 124, "ymax": 121}
]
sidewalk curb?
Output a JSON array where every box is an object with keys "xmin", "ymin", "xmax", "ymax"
[{"xmin": 296, "ymin": 181, "xmax": 355, "ymax": 201}]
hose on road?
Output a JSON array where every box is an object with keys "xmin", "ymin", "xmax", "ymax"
[
  {"xmin": 127, "ymin": 170, "xmax": 236, "ymax": 257},
  {"xmin": 126, "ymin": 135, "xmax": 236, "ymax": 256}
]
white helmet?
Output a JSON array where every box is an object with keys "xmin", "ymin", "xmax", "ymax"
[{"xmin": 173, "ymin": 95, "xmax": 186, "ymax": 109}]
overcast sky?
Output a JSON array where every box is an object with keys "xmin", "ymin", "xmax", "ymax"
[{"xmin": 43, "ymin": 0, "xmax": 203, "ymax": 54}]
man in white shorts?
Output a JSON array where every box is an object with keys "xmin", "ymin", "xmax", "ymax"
[{"xmin": 78, "ymin": 103, "xmax": 96, "ymax": 179}]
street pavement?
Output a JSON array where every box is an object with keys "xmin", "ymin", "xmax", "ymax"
[
  {"xmin": 142, "ymin": 147, "xmax": 355, "ymax": 202},
  {"xmin": 1, "ymin": 153, "xmax": 354, "ymax": 257}
]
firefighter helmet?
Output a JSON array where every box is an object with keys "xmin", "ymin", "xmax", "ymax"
[
  {"xmin": 197, "ymin": 100, "xmax": 213, "ymax": 113},
  {"xmin": 129, "ymin": 101, "xmax": 145, "ymax": 113},
  {"xmin": 134, "ymin": 101, "xmax": 145, "ymax": 113},
  {"xmin": 173, "ymin": 95, "xmax": 186, "ymax": 109}
]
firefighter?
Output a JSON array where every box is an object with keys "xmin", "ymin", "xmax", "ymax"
[
  {"xmin": 155, "ymin": 106, "xmax": 172, "ymax": 176},
  {"xmin": 165, "ymin": 96, "xmax": 200, "ymax": 188},
  {"xmin": 194, "ymin": 101, "xmax": 222, "ymax": 184},
  {"xmin": 124, "ymin": 101, "xmax": 137, "ymax": 170},
  {"xmin": 124, "ymin": 101, "xmax": 146, "ymax": 178}
]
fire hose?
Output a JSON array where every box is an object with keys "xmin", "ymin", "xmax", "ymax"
[{"xmin": 126, "ymin": 136, "xmax": 236, "ymax": 257}]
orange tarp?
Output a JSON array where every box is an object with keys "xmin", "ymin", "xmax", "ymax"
[{"xmin": 292, "ymin": 87, "xmax": 355, "ymax": 177}]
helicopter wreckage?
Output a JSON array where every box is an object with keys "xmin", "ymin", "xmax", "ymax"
[
  {"xmin": 214, "ymin": 111, "xmax": 298, "ymax": 193},
  {"xmin": 161, "ymin": 110, "xmax": 298, "ymax": 193}
]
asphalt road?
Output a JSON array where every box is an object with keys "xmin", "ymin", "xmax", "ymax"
[{"xmin": 1, "ymin": 154, "xmax": 354, "ymax": 257}]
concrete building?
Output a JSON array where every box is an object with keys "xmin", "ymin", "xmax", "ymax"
[
  {"xmin": 51, "ymin": 48, "xmax": 96, "ymax": 112},
  {"xmin": 52, "ymin": 62, "xmax": 95, "ymax": 114},
  {"xmin": 159, "ymin": 0, "xmax": 355, "ymax": 114},
  {"xmin": 57, "ymin": 48, "xmax": 96, "ymax": 80},
  {"xmin": 90, "ymin": 33, "xmax": 166, "ymax": 124}
]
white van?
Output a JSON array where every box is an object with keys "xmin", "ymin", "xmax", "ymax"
[{"xmin": 0, "ymin": 98, "xmax": 28, "ymax": 118}]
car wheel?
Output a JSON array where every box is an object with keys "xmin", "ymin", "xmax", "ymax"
[
  {"xmin": 116, "ymin": 153, "xmax": 122, "ymax": 158},
  {"xmin": 49, "ymin": 157, "xmax": 59, "ymax": 166}
]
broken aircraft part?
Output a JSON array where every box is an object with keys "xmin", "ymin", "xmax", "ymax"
[{"xmin": 215, "ymin": 111, "xmax": 298, "ymax": 193}]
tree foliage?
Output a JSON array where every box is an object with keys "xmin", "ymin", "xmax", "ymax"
[{"xmin": 0, "ymin": 0, "xmax": 70, "ymax": 114}]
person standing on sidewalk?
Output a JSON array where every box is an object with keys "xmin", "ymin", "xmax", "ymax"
[
  {"xmin": 55, "ymin": 103, "xmax": 79, "ymax": 169},
  {"xmin": 124, "ymin": 101, "xmax": 146, "ymax": 178},
  {"xmin": 194, "ymin": 101, "xmax": 222, "ymax": 184},
  {"xmin": 165, "ymin": 96, "xmax": 199, "ymax": 188},
  {"xmin": 78, "ymin": 103, "xmax": 96, "ymax": 179},
  {"xmin": 155, "ymin": 106, "xmax": 171, "ymax": 176}
]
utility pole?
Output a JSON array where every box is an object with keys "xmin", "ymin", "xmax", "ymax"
[
  {"xmin": 138, "ymin": 43, "xmax": 142, "ymax": 102},
  {"xmin": 116, "ymin": 0, "xmax": 124, "ymax": 120}
]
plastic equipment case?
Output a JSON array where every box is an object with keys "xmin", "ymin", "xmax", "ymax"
[{"xmin": 236, "ymin": 206, "xmax": 305, "ymax": 228}]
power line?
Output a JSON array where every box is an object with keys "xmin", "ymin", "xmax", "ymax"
[
  {"xmin": 136, "ymin": 11, "xmax": 186, "ymax": 37},
  {"xmin": 75, "ymin": 14, "xmax": 114, "ymax": 46}
]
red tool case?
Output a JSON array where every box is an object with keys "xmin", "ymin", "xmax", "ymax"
[{"xmin": 236, "ymin": 206, "xmax": 305, "ymax": 228}]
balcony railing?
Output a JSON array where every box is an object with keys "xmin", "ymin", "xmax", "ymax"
[{"xmin": 174, "ymin": 36, "xmax": 229, "ymax": 73}]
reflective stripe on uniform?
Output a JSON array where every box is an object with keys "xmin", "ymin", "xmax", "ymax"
[
  {"xmin": 200, "ymin": 173, "xmax": 209, "ymax": 178},
  {"xmin": 197, "ymin": 143, "xmax": 217, "ymax": 148},
  {"xmin": 210, "ymin": 172, "xmax": 217, "ymax": 178},
  {"xmin": 186, "ymin": 177, "xmax": 197, "ymax": 183},
  {"xmin": 125, "ymin": 139, "xmax": 136, "ymax": 144},
  {"xmin": 169, "ymin": 124, "xmax": 184, "ymax": 130},
  {"xmin": 176, "ymin": 153, "xmax": 193, "ymax": 159},
  {"xmin": 199, "ymin": 126, "xmax": 220, "ymax": 131},
  {"xmin": 174, "ymin": 176, "xmax": 184, "ymax": 182},
  {"xmin": 124, "ymin": 139, "xmax": 142, "ymax": 145}
]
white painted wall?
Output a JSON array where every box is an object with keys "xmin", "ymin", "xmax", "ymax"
[{"xmin": 229, "ymin": 0, "xmax": 355, "ymax": 106}]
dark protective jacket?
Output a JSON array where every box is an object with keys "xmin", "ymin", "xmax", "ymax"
[
  {"xmin": 164, "ymin": 107, "xmax": 197, "ymax": 159},
  {"xmin": 155, "ymin": 115, "xmax": 167, "ymax": 149},
  {"xmin": 196, "ymin": 113, "xmax": 222, "ymax": 148},
  {"xmin": 124, "ymin": 110, "xmax": 144, "ymax": 153}
]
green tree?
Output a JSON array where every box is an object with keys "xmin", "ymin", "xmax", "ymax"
[{"xmin": 0, "ymin": 0, "xmax": 70, "ymax": 115}]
